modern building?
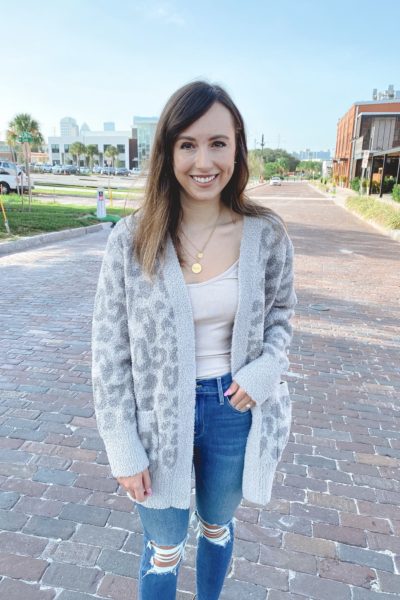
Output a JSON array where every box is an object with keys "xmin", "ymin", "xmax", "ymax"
[
  {"xmin": 322, "ymin": 160, "xmax": 333, "ymax": 178},
  {"xmin": 333, "ymin": 85, "xmax": 400, "ymax": 193},
  {"xmin": 133, "ymin": 116, "xmax": 158, "ymax": 170},
  {"xmin": 0, "ymin": 141, "xmax": 13, "ymax": 161},
  {"xmin": 48, "ymin": 130, "xmax": 133, "ymax": 168},
  {"xmin": 80, "ymin": 122, "xmax": 91, "ymax": 134},
  {"xmin": 103, "ymin": 122, "xmax": 116, "ymax": 131},
  {"xmin": 60, "ymin": 117, "xmax": 79, "ymax": 137}
]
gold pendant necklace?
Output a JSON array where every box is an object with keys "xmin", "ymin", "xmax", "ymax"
[{"xmin": 180, "ymin": 206, "xmax": 222, "ymax": 274}]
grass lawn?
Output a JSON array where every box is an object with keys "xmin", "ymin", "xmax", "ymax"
[{"xmin": 0, "ymin": 195, "xmax": 135, "ymax": 241}]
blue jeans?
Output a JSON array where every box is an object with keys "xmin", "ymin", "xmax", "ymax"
[{"xmin": 136, "ymin": 371, "xmax": 252, "ymax": 600}]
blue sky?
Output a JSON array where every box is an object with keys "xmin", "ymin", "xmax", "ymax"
[{"xmin": 2, "ymin": 0, "xmax": 400, "ymax": 153}]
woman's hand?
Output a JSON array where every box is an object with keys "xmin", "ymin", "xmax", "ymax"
[
  {"xmin": 117, "ymin": 469, "xmax": 152, "ymax": 502},
  {"xmin": 224, "ymin": 380, "xmax": 256, "ymax": 411}
]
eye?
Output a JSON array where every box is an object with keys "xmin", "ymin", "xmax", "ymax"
[
  {"xmin": 180, "ymin": 142, "xmax": 193, "ymax": 150},
  {"xmin": 213, "ymin": 141, "xmax": 227, "ymax": 148}
]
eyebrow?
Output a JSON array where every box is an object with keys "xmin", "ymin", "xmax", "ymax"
[{"xmin": 176, "ymin": 134, "xmax": 230, "ymax": 141}]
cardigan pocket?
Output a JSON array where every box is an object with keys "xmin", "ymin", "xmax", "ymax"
[
  {"xmin": 136, "ymin": 410, "xmax": 159, "ymax": 463},
  {"xmin": 276, "ymin": 381, "xmax": 291, "ymax": 462}
]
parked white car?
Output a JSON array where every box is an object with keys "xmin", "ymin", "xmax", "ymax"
[
  {"xmin": 0, "ymin": 160, "xmax": 23, "ymax": 176},
  {"xmin": 0, "ymin": 169, "xmax": 31, "ymax": 194},
  {"xmin": 269, "ymin": 176, "xmax": 282, "ymax": 186}
]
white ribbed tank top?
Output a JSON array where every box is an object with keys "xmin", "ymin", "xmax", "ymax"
[{"xmin": 186, "ymin": 259, "xmax": 239, "ymax": 379}]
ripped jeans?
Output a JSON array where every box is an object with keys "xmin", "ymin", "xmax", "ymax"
[{"xmin": 135, "ymin": 371, "xmax": 252, "ymax": 600}]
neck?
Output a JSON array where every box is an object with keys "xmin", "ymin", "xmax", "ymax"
[{"xmin": 179, "ymin": 198, "xmax": 229, "ymax": 230}]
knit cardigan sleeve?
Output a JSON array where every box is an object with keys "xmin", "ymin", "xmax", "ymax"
[
  {"xmin": 91, "ymin": 226, "xmax": 149, "ymax": 478},
  {"xmin": 233, "ymin": 233, "xmax": 297, "ymax": 407}
]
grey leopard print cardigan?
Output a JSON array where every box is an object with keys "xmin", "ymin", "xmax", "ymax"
[{"xmin": 91, "ymin": 212, "xmax": 297, "ymax": 508}]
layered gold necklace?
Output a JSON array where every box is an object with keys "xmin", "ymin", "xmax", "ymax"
[{"xmin": 180, "ymin": 205, "xmax": 222, "ymax": 274}]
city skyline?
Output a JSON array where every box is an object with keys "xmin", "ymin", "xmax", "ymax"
[{"xmin": 2, "ymin": 0, "xmax": 400, "ymax": 153}]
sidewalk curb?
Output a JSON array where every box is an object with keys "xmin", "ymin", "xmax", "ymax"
[
  {"xmin": 309, "ymin": 184, "xmax": 400, "ymax": 243},
  {"xmin": 0, "ymin": 223, "xmax": 110, "ymax": 257}
]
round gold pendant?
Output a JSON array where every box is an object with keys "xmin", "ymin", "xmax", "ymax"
[{"xmin": 192, "ymin": 262, "xmax": 202, "ymax": 274}]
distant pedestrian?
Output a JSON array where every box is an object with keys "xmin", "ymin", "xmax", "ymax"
[{"xmin": 91, "ymin": 80, "xmax": 297, "ymax": 599}]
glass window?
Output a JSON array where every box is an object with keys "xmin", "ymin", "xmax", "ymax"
[
  {"xmin": 117, "ymin": 144, "xmax": 125, "ymax": 153},
  {"xmin": 51, "ymin": 144, "xmax": 60, "ymax": 153}
]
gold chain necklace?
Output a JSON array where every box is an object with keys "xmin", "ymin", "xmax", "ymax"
[{"xmin": 180, "ymin": 205, "xmax": 222, "ymax": 274}]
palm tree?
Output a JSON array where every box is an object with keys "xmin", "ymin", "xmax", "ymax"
[
  {"xmin": 86, "ymin": 144, "xmax": 99, "ymax": 169},
  {"xmin": 7, "ymin": 113, "xmax": 44, "ymax": 149},
  {"xmin": 7, "ymin": 113, "xmax": 44, "ymax": 208},
  {"xmin": 69, "ymin": 142, "xmax": 86, "ymax": 168},
  {"xmin": 104, "ymin": 145, "xmax": 119, "ymax": 169}
]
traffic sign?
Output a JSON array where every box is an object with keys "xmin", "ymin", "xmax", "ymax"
[{"xmin": 18, "ymin": 132, "xmax": 33, "ymax": 143}]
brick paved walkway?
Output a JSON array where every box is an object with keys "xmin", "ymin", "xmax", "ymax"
[{"xmin": 0, "ymin": 182, "xmax": 399, "ymax": 599}]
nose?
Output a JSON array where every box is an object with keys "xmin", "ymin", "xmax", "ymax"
[{"xmin": 195, "ymin": 145, "xmax": 213, "ymax": 170}]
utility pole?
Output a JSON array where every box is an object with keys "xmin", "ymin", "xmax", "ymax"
[{"xmin": 260, "ymin": 133, "xmax": 265, "ymax": 157}]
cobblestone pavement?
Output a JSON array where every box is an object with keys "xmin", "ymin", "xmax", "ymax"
[{"xmin": 0, "ymin": 182, "xmax": 399, "ymax": 599}]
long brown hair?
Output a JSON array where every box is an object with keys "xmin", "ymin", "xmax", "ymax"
[{"xmin": 133, "ymin": 80, "xmax": 285, "ymax": 277}]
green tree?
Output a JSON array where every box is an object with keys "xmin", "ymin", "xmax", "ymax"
[
  {"xmin": 264, "ymin": 162, "xmax": 281, "ymax": 179},
  {"xmin": 69, "ymin": 142, "xmax": 86, "ymax": 167},
  {"xmin": 7, "ymin": 113, "xmax": 44, "ymax": 150},
  {"xmin": 276, "ymin": 157, "xmax": 290, "ymax": 175},
  {"xmin": 7, "ymin": 113, "xmax": 44, "ymax": 208},
  {"xmin": 253, "ymin": 147, "xmax": 299, "ymax": 172},
  {"xmin": 86, "ymin": 144, "xmax": 98, "ymax": 169},
  {"xmin": 104, "ymin": 145, "xmax": 119, "ymax": 168},
  {"xmin": 295, "ymin": 160, "xmax": 322, "ymax": 178},
  {"xmin": 248, "ymin": 151, "xmax": 265, "ymax": 180}
]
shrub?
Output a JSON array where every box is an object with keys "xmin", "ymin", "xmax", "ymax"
[
  {"xmin": 346, "ymin": 195, "xmax": 400, "ymax": 229},
  {"xmin": 350, "ymin": 177, "xmax": 360, "ymax": 192},
  {"xmin": 383, "ymin": 176, "xmax": 395, "ymax": 194},
  {"xmin": 371, "ymin": 181, "xmax": 380, "ymax": 194},
  {"xmin": 393, "ymin": 184, "xmax": 400, "ymax": 202}
]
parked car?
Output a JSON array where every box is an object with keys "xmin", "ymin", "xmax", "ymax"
[
  {"xmin": 269, "ymin": 176, "xmax": 282, "ymax": 186},
  {"xmin": 92, "ymin": 165, "xmax": 102, "ymax": 174},
  {"xmin": 77, "ymin": 166, "xmax": 91, "ymax": 175},
  {"xmin": 0, "ymin": 160, "xmax": 23, "ymax": 176},
  {"xmin": 130, "ymin": 167, "xmax": 141, "ymax": 174},
  {"xmin": 34, "ymin": 163, "xmax": 53, "ymax": 173},
  {"xmin": 100, "ymin": 166, "xmax": 115, "ymax": 175},
  {"xmin": 52, "ymin": 164, "xmax": 77, "ymax": 175},
  {"xmin": 0, "ymin": 169, "xmax": 31, "ymax": 194},
  {"xmin": 115, "ymin": 167, "xmax": 129, "ymax": 176},
  {"xmin": 64, "ymin": 165, "xmax": 78, "ymax": 174}
]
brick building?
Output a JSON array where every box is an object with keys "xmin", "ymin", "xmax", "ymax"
[{"xmin": 333, "ymin": 86, "xmax": 400, "ymax": 192}]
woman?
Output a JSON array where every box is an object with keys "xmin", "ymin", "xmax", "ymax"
[{"xmin": 92, "ymin": 80, "xmax": 297, "ymax": 600}]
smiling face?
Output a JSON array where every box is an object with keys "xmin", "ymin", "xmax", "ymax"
[{"xmin": 172, "ymin": 102, "xmax": 236, "ymax": 207}]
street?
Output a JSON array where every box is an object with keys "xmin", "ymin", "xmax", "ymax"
[{"xmin": 0, "ymin": 182, "xmax": 399, "ymax": 599}]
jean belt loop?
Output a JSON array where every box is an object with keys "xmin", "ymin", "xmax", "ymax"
[{"xmin": 217, "ymin": 376, "xmax": 224, "ymax": 405}]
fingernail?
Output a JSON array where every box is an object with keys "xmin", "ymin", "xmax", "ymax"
[
  {"xmin": 146, "ymin": 488, "xmax": 152, "ymax": 495},
  {"xmin": 223, "ymin": 389, "xmax": 230, "ymax": 396}
]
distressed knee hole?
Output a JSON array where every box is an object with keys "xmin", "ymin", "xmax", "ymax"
[
  {"xmin": 144, "ymin": 536, "xmax": 188, "ymax": 576},
  {"xmin": 190, "ymin": 510, "xmax": 236, "ymax": 548},
  {"xmin": 153, "ymin": 544, "xmax": 181, "ymax": 568}
]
